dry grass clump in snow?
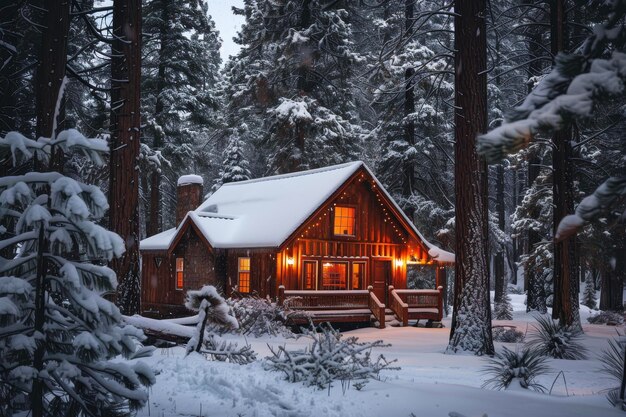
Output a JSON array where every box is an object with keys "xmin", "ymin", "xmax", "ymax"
[
  {"xmin": 265, "ymin": 324, "xmax": 396, "ymax": 389},
  {"xmin": 526, "ymin": 315, "xmax": 588, "ymax": 360},
  {"xmin": 599, "ymin": 336, "xmax": 626, "ymax": 409},
  {"xmin": 482, "ymin": 346, "xmax": 550, "ymax": 392}
]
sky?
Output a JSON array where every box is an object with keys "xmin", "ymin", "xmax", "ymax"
[{"xmin": 207, "ymin": 0, "xmax": 245, "ymax": 64}]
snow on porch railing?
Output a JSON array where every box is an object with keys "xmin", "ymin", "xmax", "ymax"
[
  {"xmin": 388, "ymin": 286, "xmax": 409, "ymax": 327},
  {"xmin": 278, "ymin": 286, "xmax": 370, "ymax": 309},
  {"xmin": 392, "ymin": 287, "xmax": 444, "ymax": 322},
  {"xmin": 367, "ymin": 286, "xmax": 386, "ymax": 329}
]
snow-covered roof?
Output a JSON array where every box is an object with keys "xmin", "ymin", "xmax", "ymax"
[{"xmin": 140, "ymin": 161, "xmax": 454, "ymax": 262}]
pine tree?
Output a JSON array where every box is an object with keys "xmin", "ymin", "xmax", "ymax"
[
  {"xmin": 224, "ymin": 0, "xmax": 364, "ymax": 175},
  {"xmin": 142, "ymin": 0, "xmax": 222, "ymax": 232},
  {"xmin": 0, "ymin": 127, "xmax": 154, "ymax": 417},
  {"xmin": 212, "ymin": 131, "xmax": 252, "ymax": 192},
  {"xmin": 582, "ymin": 274, "xmax": 597, "ymax": 310}
]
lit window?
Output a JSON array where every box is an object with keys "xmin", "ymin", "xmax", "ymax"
[
  {"xmin": 333, "ymin": 206, "xmax": 355, "ymax": 236},
  {"xmin": 352, "ymin": 262, "xmax": 365, "ymax": 290},
  {"xmin": 238, "ymin": 257, "xmax": 251, "ymax": 293},
  {"xmin": 175, "ymin": 258, "xmax": 184, "ymax": 289},
  {"xmin": 302, "ymin": 260, "xmax": 317, "ymax": 290},
  {"xmin": 321, "ymin": 262, "xmax": 348, "ymax": 290}
]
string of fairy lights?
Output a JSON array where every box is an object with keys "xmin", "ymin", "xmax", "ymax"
[{"xmin": 284, "ymin": 172, "xmax": 431, "ymax": 263}]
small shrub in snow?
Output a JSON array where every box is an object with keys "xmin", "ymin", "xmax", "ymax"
[
  {"xmin": 482, "ymin": 346, "xmax": 550, "ymax": 392},
  {"xmin": 582, "ymin": 275, "xmax": 597, "ymax": 310},
  {"xmin": 599, "ymin": 336, "xmax": 626, "ymax": 410},
  {"xmin": 508, "ymin": 285, "xmax": 525, "ymax": 295},
  {"xmin": 493, "ymin": 295, "xmax": 513, "ymax": 320},
  {"xmin": 492, "ymin": 326, "xmax": 525, "ymax": 343},
  {"xmin": 265, "ymin": 325, "xmax": 396, "ymax": 389},
  {"xmin": 526, "ymin": 315, "xmax": 588, "ymax": 360},
  {"xmin": 228, "ymin": 296, "xmax": 296, "ymax": 337},
  {"xmin": 587, "ymin": 311, "xmax": 625, "ymax": 325},
  {"xmin": 185, "ymin": 286, "xmax": 255, "ymax": 364}
]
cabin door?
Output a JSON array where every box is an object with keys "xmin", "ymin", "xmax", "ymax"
[{"xmin": 373, "ymin": 260, "xmax": 391, "ymax": 304}]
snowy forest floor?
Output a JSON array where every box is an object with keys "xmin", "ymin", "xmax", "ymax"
[{"xmin": 130, "ymin": 294, "xmax": 624, "ymax": 417}]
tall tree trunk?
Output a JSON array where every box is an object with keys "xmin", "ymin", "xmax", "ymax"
[
  {"xmin": 448, "ymin": 0, "xmax": 493, "ymax": 355},
  {"xmin": 31, "ymin": 3, "xmax": 70, "ymax": 415},
  {"xmin": 525, "ymin": 1, "xmax": 547, "ymax": 312},
  {"xmin": 550, "ymin": 0, "xmax": 580, "ymax": 328},
  {"xmin": 110, "ymin": 0, "xmax": 142, "ymax": 315},
  {"xmin": 35, "ymin": 0, "xmax": 70, "ymax": 171},
  {"xmin": 494, "ymin": 164, "xmax": 506, "ymax": 303},
  {"xmin": 402, "ymin": 0, "xmax": 415, "ymax": 200},
  {"xmin": 600, "ymin": 236, "xmax": 625, "ymax": 311}
]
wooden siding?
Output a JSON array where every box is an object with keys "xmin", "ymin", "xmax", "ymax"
[{"xmin": 275, "ymin": 169, "xmax": 432, "ymax": 296}]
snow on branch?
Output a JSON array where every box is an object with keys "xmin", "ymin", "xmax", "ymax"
[{"xmin": 555, "ymin": 176, "xmax": 626, "ymax": 241}]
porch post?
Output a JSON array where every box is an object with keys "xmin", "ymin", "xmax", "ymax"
[{"xmin": 436, "ymin": 265, "xmax": 448, "ymax": 315}]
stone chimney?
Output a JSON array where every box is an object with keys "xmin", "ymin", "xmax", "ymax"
[{"xmin": 176, "ymin": 174, "xmax": 204, "ymax": 225}]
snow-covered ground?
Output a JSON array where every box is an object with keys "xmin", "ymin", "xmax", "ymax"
[{"xmin": 131, "ymin": 295, "xmax": 624, "ymax": 417}]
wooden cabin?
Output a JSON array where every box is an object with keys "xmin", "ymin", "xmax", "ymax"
[{"xmin": 139, "ymin": 162, "xmax": 454, "ymax": 326}]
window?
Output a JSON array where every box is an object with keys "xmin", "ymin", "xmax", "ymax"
[
  {"xmin": 238, "ymin": 257, "xmax": 251, "ymax": 293},
  {"xmin": 321, "ymin": 262, "xmax": 348, "ymax": 290},
  {"xmin": 302, "ymin": 260, "xmax": 318, "ymax": 290},
  {"xmin": 352, "ymin": 262, "xmax": 365, "ymax": 290},
  {"xmin": 175, "ymin": 258, "xmax": 184, "ymax": 290},
  {"xmin": 333, "ymin": 206, "xmax": 356, "ymax": 236}
]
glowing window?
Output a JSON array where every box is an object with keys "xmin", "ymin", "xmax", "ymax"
[
  {"xmin": 333, "ymin": 206, "xmax": 355, "ymax": 236},
  {"xmin": 321, "ymin": 262, "xmax": 348, "ymax": 290},
  {"xmin": 175, "ymin": 258, "xmax": 184, "ymax": 289},
  {"xmin": 352, "ymin": 262, "xmax": 365, "ymax": 290},
  {"xmin": 238, "ymin": 257, "xmax": 251, "ymax": 293},
  {"xmin": 302, "ymin": 260, "xmax": 317, "ymax": 290}
]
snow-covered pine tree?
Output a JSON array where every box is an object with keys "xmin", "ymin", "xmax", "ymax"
[
  {"xmin": 582, "ymin": 273, "xmax": 597, "ymax": 310},
  {"xmin": 211, "ymin": 130, "xmax": 252, "ymax": 192},
  {"xmin": 477, "ymin": 1, "xmax": 626, "ymax": 239},
  {"xmin": 0, "ymin": 129, "xmax": 154, "ymax": 416},
  {"xmin": 224, "ymin": 0, "xmax": 364, "ymax": 175},
  {"xmin": 142, "ymin": 0, "xmax": 222, "ymax": 230}
]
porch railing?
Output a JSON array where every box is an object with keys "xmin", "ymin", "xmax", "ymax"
[
  {"xmin": 367, "ymin": 286, "xmax": 386, "ymax": 329},
  {"xmin": 390, "ymin": 286, "xmax": 444, "ymax": 323},
  {"xmin": 277, "ymin": 286, "xmax": 386, "ymax": 328},
  {"xmin": 388, "ymin": 286, "xmax": 409, "ymax": 327}
]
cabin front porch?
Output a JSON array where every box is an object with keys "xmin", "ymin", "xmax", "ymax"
[{"xmin": 277, "ymin": 285, "xmax": 444, "ymax": 329}]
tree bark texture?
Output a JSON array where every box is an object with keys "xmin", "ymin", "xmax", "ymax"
[
  {"xmin": 110, "ymin": 0, "xmax": 142, "ymax": 315},
  {"xmin": 550, "ymin": 0, "xmax": 579, "ymax": 328},
  {"xmin": 494, "ymin": 164, "xmax": 505, "ymax": 303},
  {"xmin": 35, "ymin": 0, "xmax": 70, "ymax": 172},
  {"xmin": 448, "ymin": 0, "xmax": 494, "ymax": 355}
]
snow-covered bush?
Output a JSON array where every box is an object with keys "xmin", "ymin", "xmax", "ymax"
[
  {"xmin": 184, "ymin": 286, "xmax": 255, "ymax": 364},
  {"xmin": 526, "ymin": 315, "xmax": 588, "ymax": 360},
  {"xmin": 265, "ymin": 325, "xmax": 396, "ymax": 389},
  {"xmin": 599, "ymin": 336, "xmax": 626, "ymax": 410},
  {"xmin": 185, "ymin": 285, "xmax": 238, "ymax": 352},
  {"xmin": 493, "ymin": 295, "xmax": 513, "ymax": 320},
  {"xmin": 0, "ymin": 129, "xmax": 155, "ymax": 416},
  {"xmin": 482, "ymin": 347, "xmax": 550, "ymax": 392},
  {"xmin": 588, "ymin": 311, "xmax": 625, "ymax": 325},
  {"xmin": 582, "ymin": 274, "xmax": 597, "ymax": 310},
  {"xmin": 492, "ymin": 326, "xmax": 525, "ymax": 343},
  {"xmin": 228, "ymin": 296, "xmax": 296, "ymax": 337}
]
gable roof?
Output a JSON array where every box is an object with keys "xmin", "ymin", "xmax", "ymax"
[{"xmin": 139, "ymin": 161, "xmax": 454, "ymax": 263}]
